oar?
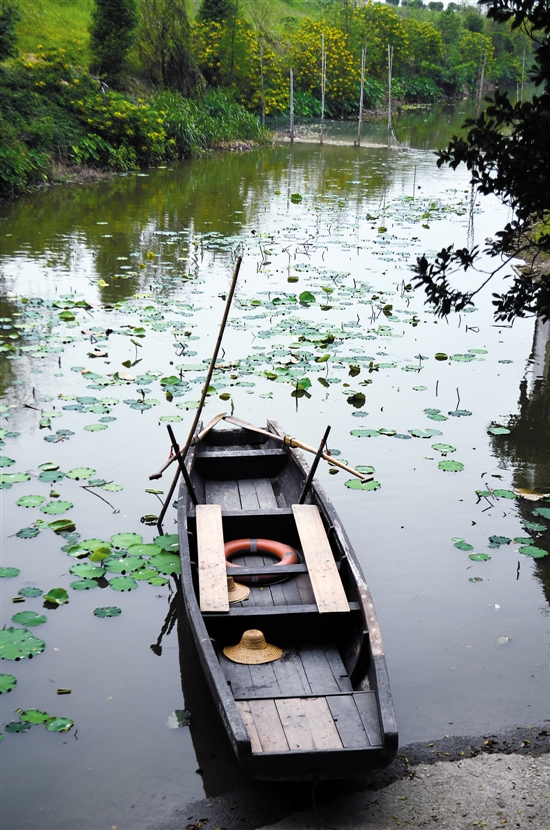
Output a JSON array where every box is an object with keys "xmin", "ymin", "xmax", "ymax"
[
  {"xmin": 223, "ymin": 415, "xmax": 373, "ymax": 482},
  {"xmin": 153, "ymin": 258, "xmax": 242, "ymax": 530}
]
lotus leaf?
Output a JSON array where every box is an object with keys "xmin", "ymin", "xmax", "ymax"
[
  {"xmin": 109, "ymin": 576, "xmax": 138, "ymax": 591},
  {"xmin": 533, "ymin": 507, "xmax": 550, "ymax": 519},
  {"xmin": 355, "ymin": 466, "xmax": 375, "ymax": 475},
  {"xmin": 69, "ymin": 562, "xmax": 105, "ymax": 578},
  {"xmin": 154, "ymin": 534, "xmax": 179, "ymax": 552},
  {"xmin": 147, "ymin": 576, "xmax": 168, "ymax": 586},
  {"xmin": 469, "ymin": 577, "xmax": 483, "ymax": 583},
  {"xmin": 448, "ymin": 410, "xmax": 472, "ymax": 417},
  {"xmin": 350, "ymin": 429, "xmax": 380, "ymax": 438},
  {"xmin": 432, "ymin": 444, "xmax": 456, "ymax": 454},
  {"xmin": 133, "ymin": 568, "xmax": 159, "ymax": 580},
  {"xmin": 518, "ymin": 545, "xmax": 548, "ymax": 558},
  {"xmin": 104, "ymin": 556, "xmax": 144, "ymax": 574},
  {"xmin": 70, "ymin": 579, "xmax": 100, "ymax": 590},
  {"xmin": 438, "ymin": 460, "xmax": 464, "ymax": 472},
  {"xmin": 19, "ymin": 709, "xmax": 50, "ymax": 724},
  {"xmin": 487, "ymin": 426, "xmax": 510, "ymax": 435},
  {"xmin": 345, "ymin": 479, "xmax": 381, "ymax": 491},
  {"xmin": 41, "ymin": 500, "xmax": 73, "ymax": 515},
  {"xmin": 523, "ymin": 521, "xmax": 547, "ymax": 531},
  {"xmin": 93, "ymin": 606, "xmax": 121, "ymax": 617},
  {"xmin": 45, "ymin": 717, "xmax": 73, "ymax": 732},
  {"xmin": 127, "ymin": 543, "xmax": 162, "ymax": 557},
  {"xmin": 84, "ymin": 423, "xmax": 108, "ymax": 431},
  {"xmin": 0, "ymin": 674, "xmax": 17, "ymax": 693},
  {"xmin": 38, "ymin": 470, "xmax": 66, "ymax": 484},
  {"xmin": 148, "ymin": 552, "xmax": 181, "ymax": 574},
  {"xmin": 66, "ymin": 467, "xmax": 96, "ymax": 480},
  {"xmin": 489, "ymin": 535, "xmax": 511, "ymax": 546},
  {"xmin": 49, "ymin": 519, "xmax": 76, "ymax": 533},
  {"xmin": 469, "ymin": 553, "xmax": 491, "ymax": 561},
  {"xmin": 5, "ymin": 720, "xmax": 31, "ymax": 732},
  {"xmin": 17, "ymin": 494, "xmax": 46, "ymax": 508},
  {"xmin": 0, "ymin": 472, "xmax": 31, "ymax": 485},
  {"xmin": 0, "ymin": 567, "xmax": 20, "ymax": 578},
  {"xmin": 18, "ymin": 587, "xmax": 42, "ymax": 598},
  {"xmin": 12, "ymin": 611, "xmax": 47, "ymax": 627},
  {"xmin": 102, "ymin": 483, "xmax": 123, "ymax": 492},
  {"xmin": 492, "ymin": 489, "xmax": 516, "ymax": 499},
  {"xmin": 0, "ymin": 627, "xmax": 45, "ymax": 660},
  {"xmin": 453, "ymin": 539, "xmax": 473, "ymax": 551},
  {"xmin": 514, "ymin": 537, "xmax": 532, "ymax": 545},
  {"xmin": 0, "ymin": 456, "xmax": 15, "ymax": 467},
  {"xmin": 43, "ymin": 587, "xmax": 69, "ymax": 605},
  {"xmin": 16, "ymin": 526, "xmax": 41, "ymax": 538},
  {"xmin": 88, "ymin": 478, "xmax": 108, "ymax": 487},
  {"xmin": 89, "ymin": 546, "xmax": 111, "ymax": 562},
  {"xmin": 111, "ymin": 532, "xmax": 143, "ymax": 549}
]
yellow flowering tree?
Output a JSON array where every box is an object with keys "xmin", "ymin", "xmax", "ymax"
[
  {"xmin": 288, "ymin": 19, "xmax": 360, "ymax": 116},
  {"xmin": 458, "ymin": 31, "xmax": 496, "ymax": 88},
  {"xmin": 192, "ymin": 18, "xmax": 288, "ymax": 114},
  {"xmin": 348, "ymin": 3, "xmax": 409, "ymax": 79}
]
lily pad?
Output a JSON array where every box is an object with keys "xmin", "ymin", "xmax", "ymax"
[
  {"xmin": 5, "ymin": 720, "xmax": 31, "ymax": 732},
  {"xmin": 84, "ymin": 423, "xmax": 108, "ymax": 431},
  {"xmin": 154, "ymin": 534, "xmax": 179, "ymax": 552},
  {"xmin": 38, "ymin": 469, "xmax": 66, "ymax": 483},
  {"xmin": 487, "ymin": 426, "xmax": 511, "ymax": 435},
  {"xmin": 18, "ymin": 587, "xmax": 43, "ymax": 598},
  {"xmin": 148, "ymin": 552, "xmax": 181, "ymax": 574},
  {"xmin": 468, "ymin": 553, "xmax": 491, "ymax": 561},
  {"xmin": 432, "ymin": 443, "xmax": 456, "ymax": 455},
  {"xmin": 111, "ymin": 532, "xmax": 143, "ymax": 549},
  {"xmin": 16, "ymin": 494, "xmax": 46, "ymax": 508},
  {"xmin": 45, "ymin": 717, "xmax": 73, "ymax": 732},
  {"xmin": 0, "ymin": 673, "xmax": 17, "ymax": 693},
  {"xmin": 108, "ymin": 576, "xmax": 138, "ymax": 591},
  {"xmin": 492, "ymin": 489, "xmax": 516, "ymax": 500},
  {"xmin": 16, "ymin": 526, "xmax": 41, "ymax": 538},
  {"xmin": 0, "ymin": 627, "xmax": 45, "ymax": 660},
  {"xmin": 49, "ymin": 519, "xmax": 76, "ymax": 534},
  {"xmin": 0, "ymin": 472, "xmax": 31, "ymax": 485},
  {"xmin": 41, "ymin": 500, "xmax": 73, "ymax": 515},
  {"xmin": 127, "ymin": 543, "xmax": 162, "ymax": 557},
  {"xmin": 533, "ymin": 507, "xmax": 550, "ymax": 519},
  {"xmin": 70, "ymin": 579, "xmax": 100, "ymax": 590},
  {"xmin": 468, "ymin": 577, "xmax": 483, "ymax": 583},
  {"xmin": 350, "ymin": 429, "xmax": 380, "ymax": 438},
  {"xmin": 66, "ymin": 467, "xmax": 96, "ymax": 480},
  {"xmin": 344, "ymin": 479, "xmax": 381, "ymax": 491},
  {"xmin": 438, "ymin": 460, "xmax": 464, "ymax": 472},
  {"xmin": 11, "ymin": 611, "xmax": 47, "ymax": 627},
  {"xmin": 19, "ymin": 709, "xmax": 50, "ymax": 724},
  {"xmin": 102, "ymin": 482, "xmax": 124, "ymax": 492},
  {"xmin": 43, "ymin": 587, "xmax": 69, "ymax": 605},
  {"xmin": 489, "ymin": 535, "xmax": 511, "ymax": 546},
  {"xmin": 93, "ymin": 606, "xmax": 122, "ymax": 617},
  {"xmin": 69, "ymin": 562, "xmax": 105, "ymax": 578},
  {"xmin": 523, "ymin": 521, "xmax": 547, "ymax": 532},
  {"xmin": 453, "ymin": 539, "xmax": 473, "ymax": 551},
  {"xmin": 0, "ymin": 567, "xmax": 20, "ymax": 578},
  {"xmin": 79, "ymin": 538, "xmax": 108, "ymax": 551},
  {"xmin": 0, "ymin": 456, "xmax": 15, "ymax": 467},
  {"xmin": 518, "ymin": 545, "xmax": 548, "ymax": 558}
]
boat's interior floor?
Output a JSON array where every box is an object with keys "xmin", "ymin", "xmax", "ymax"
[
  {"xmin": 219, "ymin": 643, "xmax": 382, "ymax": 752},
  {"xmin": 204, "ymin": 476, "xmax": 282, "ymax": 510}
]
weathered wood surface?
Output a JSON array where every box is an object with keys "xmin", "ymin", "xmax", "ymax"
[
  {"xmin": 292, "ymin": 504, "xmax": 349, "ymax": 613},
  {"xmin": 196, "ymin": 504, "xmax": 229, "ymax": 613},
  {"xmin": 204, "ymin": 478, "xmax": 279, "ymax": 510},
  {"xmin": 236, "ymin": 692, "xmax": 382, "ymax": 754}
]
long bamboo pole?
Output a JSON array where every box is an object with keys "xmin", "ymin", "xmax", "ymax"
[
  {"xmin": 357, "ymin": 46, "xmax": 366, "ymax": 147},
  {"xmin": 150, "ymin": 257, "xmax": 242, "ymax": 482}
]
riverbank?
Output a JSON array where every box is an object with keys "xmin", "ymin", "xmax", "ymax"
[{"xmin": 152, "ymin": 726, "xmax": 550, "ymax": 830}]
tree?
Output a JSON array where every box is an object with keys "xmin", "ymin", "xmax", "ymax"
[
  {"xmin": 197, "ymin": 0, "xmax": 234, "ymax": 23},
  {"xmin": 413, "ymin": 0, "xmax": 550, "ymax": 322},
  {"xmin": 90, "ymin": 0, "xmax": 138, "ymax": 84},
  {"xmin": 137, "ymin": 0, "xmax": 202, "ymax": 95},
  {"xmin": 0, "ymin": 0, "xmax": 19, "ymax": 62}
]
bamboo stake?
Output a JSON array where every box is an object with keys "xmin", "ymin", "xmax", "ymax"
[
  {"xmin": 357, "ymin": 46, "xmax": 366, "ymax": 147},
  {"xmin": 289, "ymin": 67, "xmax": 294, "ymax": 143},
  {"xmin": 149, "ymin": 258, "xmax": 242, "ymax": 482},
  {"xmin": 320, "ymin": 32, "xmax": 326, "ymax": 146}
]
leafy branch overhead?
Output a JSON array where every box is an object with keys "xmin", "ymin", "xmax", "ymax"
[{"xmin": 413, "ymin": 0, "xmax": 550, "ymax": 322}]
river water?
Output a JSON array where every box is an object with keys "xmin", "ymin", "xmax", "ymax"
[{"xmin": 0, "ymin": 105, "xmax": 549, "ymax": 830}]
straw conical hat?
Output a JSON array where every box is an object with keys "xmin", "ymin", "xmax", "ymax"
[
  {"xmin": 223, "ymin": 629, "xmax": 283, "ymax": 664},
  {"xmin": 227, "ymin": 576, "xmax": 250, "ymax": 604}
]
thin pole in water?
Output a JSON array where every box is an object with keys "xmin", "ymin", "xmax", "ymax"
[
  {"xmin": 260, "ymin": 36, "xmax": 265, "ymax": 129},
  {"xmin": 357, "ymin": 46, "xmax": 366, "ymax": 147},
  {"xmin": 387, "ymin": 44, "xmax": 393, "ymax": 149},
  {"xmin": 320, "ymin": 32, "xmax": 326, "ymax": 146},
  {"xmin": 412, "ymin": 164, "xmax": 417, "ymax": 200},
  {"xmin": 289, "ymin": 67, "xmax": 294, "ymax": 143}
]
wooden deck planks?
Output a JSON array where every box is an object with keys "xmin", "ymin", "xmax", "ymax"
[
  {"xmin": 255, "ymin": 478, "xmax": 279, "ymax": 508},
  {"xmin": 275, "ymin": 698, "xmax": 316, "ymax": 751},
  {"xmin": 298, "ymin": 644, "xmax": 342, "ymax": 695},
  {"xmin": 205, "ymin": 480, "xmax": 241, "ymax": 510},
  {"xmin": 272, "ymin": 650, "xmax": 311, "ymax": 697},
  {"xmin": 238, "ymin": 479, "xmax": 260, "ymax": 510},
  {"xmin": 235, "ymin": 701, "xmax": 262, "ymax": 753},
  {"xmin": 196, "ymin": 504, "xmax": 229, "ymax": 613},
  {"xmin": 246, "ymin": 699, "xmax": 289, "ymax": 752},
  {"xmin": 354, "ymin": 692, "xmax": 383, "ymax": 746},
  {"xmin": 327, "ymin": 695, "xmax": 369, "ymax": 748},
  {"xmin": 301, "ymin": 697, "xmax": 343, "ymax": 750},
  {"xmin": 292, "ymin": 504, "xmax": 349, "ymax": 614}
]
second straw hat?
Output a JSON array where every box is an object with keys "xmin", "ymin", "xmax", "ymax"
[
  {"xmin": 227, "ymin": 576, "xmax": 250, "ymax": 603},
  {"xmin": 223, "ymin": 629, "xmax": 282, "ymax": 664}
]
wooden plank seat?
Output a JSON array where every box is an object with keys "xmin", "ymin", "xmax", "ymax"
[
  {"xmin": 196, "ymin": 504, "xmax": 229, "ymax": 613},
  {"xmin": 292, "ymin": 504, "xmax": 349, "ymax": 614},
  {"xmin": 235, "ymin": 692, "xmax": 382, "ymax": 753}
]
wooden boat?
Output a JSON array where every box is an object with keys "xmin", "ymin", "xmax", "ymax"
[{"xmin": 176, "ymin": 417, "xmax": 398, "ymax": 781}]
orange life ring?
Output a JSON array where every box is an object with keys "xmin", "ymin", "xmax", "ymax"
[{"xmin": 225, "ymin": 538, "xmax": 301, "ymax": 585}]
